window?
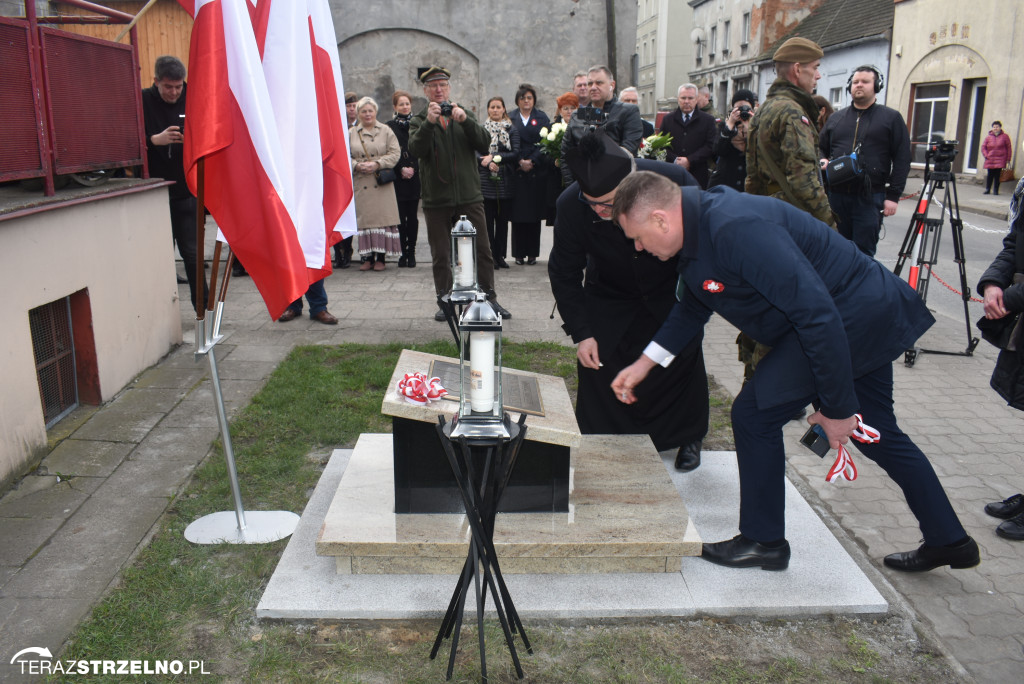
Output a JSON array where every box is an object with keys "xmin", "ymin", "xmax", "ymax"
[
  {"xmin": 829, "ymin": 87, "xmax": 843, "ymax": 107},
  {"xmin": 30, "ymin": 297, "xmax": 78, "ymax": 427},
  {"xmin": 741, "ymin": 12, "xmax": 750, "ymax": 46},
  {"xmin": 695, "ymin": 37, "xmax": 703, "ymax": 64},
  {"xmin": 910, "ymin": 83, "xmax": 950, "ymax": 163},
  {"xmin": 722, "ymin": 21, "xmax": 730, "ymax": 55},
  {"xmin": 710, "ymin": 25, "xmax": 717, "ymax": 57}
]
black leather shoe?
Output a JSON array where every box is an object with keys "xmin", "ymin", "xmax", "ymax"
[
  {"xmin": 984, "ymin": 493, "xmax": 1024, "ymax": 519},
  {"xmin": 701, "ymin": 534, "xmax": 790, "ymax": 571},
  {"xmin": 490, "ymin": 300, "xmax": 512, "ymax": 319},
  {"xmin": 674, "ymin": 441, "xmax": 701, "ymax": 472},
  {"xmin": 277, "ymin": 308, "xmax": 299, "ymax": 322},
  {"xmin": 407, "ymin": 254, "xmax": 416, "ymax": 268},
  {"xmin": 997, "ymin": 513, "xmax": 1024, "ymax": 540},
  {"xmin": 527, "ymin": 256, "xmax": 537, "ymax": 265},
  {"xmin": 398, "ymin": 255, "xmax": 408, "ymax": 268},
  {"xmin": 231, "ymin": 263, "xmax": 247, "ymax": 277},
  {"xmin": 515, "ymin": 258, "xmax": 525, "ymax": 265},
  {"xmin": 176, "ymin": 273, "xmax": 188, "ymax": 283},
  {"xmin": 337, "ymin": 252, "xmax": 351, "ymax": 269},
  {"xmin": 494, "ymin": 257, "xmax": 509, "ymax": 269},
  {"xmin": 883, "ymin": 537, "xmax": 980, "ymax": 572},
  {"xmin": 434, "ymin": 307, "xmax": 447, "ymax": 322}
]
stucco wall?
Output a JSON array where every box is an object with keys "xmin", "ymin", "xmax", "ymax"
[
  {"xmin": 890, "ymin": 0, "xmax": 1024, "ymax": 177},
  {"xmin": 329, "ymin": 0, "xmax": 638, "ymax": 120},
  {"xmin": 0, "ymin": 185, "xmax": 182, "ymax": 486}
]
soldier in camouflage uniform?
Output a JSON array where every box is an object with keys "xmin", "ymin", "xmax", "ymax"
[{"xmin": 742, "ymin": 37, "xmax": 835, "ymax": 382}]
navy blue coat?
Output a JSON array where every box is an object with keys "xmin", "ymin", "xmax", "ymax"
[{"xmin": 652, "ymin": 186, "xmax": 934, "ymax": 417}]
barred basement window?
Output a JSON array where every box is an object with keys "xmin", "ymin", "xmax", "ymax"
[{"xmin": 30, "ymin": 297, "xmax": 78, "ymax": 427}]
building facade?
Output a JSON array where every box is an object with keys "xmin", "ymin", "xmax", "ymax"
[{"xmin": 635, "ymin": 0, "xmax": 694, "ymax": 118}]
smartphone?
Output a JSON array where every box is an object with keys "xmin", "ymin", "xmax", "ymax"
[{"xmin": 800, "ymin": 424, "xmax": 830, "ymax": 458}]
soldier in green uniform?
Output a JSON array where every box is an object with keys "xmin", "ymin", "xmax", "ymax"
[{"xmin": 742, "ymin": 38, "xmax": 836, "ymax": 384}]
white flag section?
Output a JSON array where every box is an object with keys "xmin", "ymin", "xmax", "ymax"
[{"xmin": 178, "ymin": 0, "xmax": 355, "ymax": 317}]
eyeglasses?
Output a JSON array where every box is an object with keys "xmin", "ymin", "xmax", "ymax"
[{"xmin": 578, "ymin": 190, "xmax": 614, "ymax": 211}]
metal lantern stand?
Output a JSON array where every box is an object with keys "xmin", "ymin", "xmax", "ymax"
[{"xmin": 431, "ymin": 413, "xmax": 531, "ymax": 683}]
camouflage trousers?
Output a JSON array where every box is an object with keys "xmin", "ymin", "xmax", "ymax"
[{"xmin": 737, "ymin": 332, "xmax": 772, "ymax": 385}]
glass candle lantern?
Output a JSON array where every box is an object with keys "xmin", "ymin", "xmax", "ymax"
[
  {"xmin": 450, "ymin": 215, "xmax": 478, "ymax": 303},
  {"xmin": 450, "ymin": 292, "xmax": 508, "ymax": 439}
]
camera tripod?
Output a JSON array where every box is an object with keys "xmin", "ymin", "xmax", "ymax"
[{"xmin": 893, "ymin": 145, "xmax": 980, "ymax": 366}]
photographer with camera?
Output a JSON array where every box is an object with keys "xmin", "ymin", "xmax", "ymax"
[
  {"xmin": 559, "ymin": 65, "xmax": 643, "ymax": 186},
  {"xmin": 819, "ymin": 65, "xmax": 911, "ymax": 257},
  {"xmin": 408, "ymin": 65, "xmax": 511, "ymax": 321},
  {"xmin": 708, "ymin": 89, "xmax": 758, "ymax": 192}
]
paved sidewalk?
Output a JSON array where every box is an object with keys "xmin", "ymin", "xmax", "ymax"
[{"xmin": 1, "ymin": 179, "xmax": 1021, "ymax": 683}]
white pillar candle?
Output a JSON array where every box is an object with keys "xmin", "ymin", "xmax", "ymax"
[
  {"xmin": 456, "ymin": 237, "xmax": 475, "ymax": 287},
  {"xmin": 469, "ymin": 331, "xmax": 495, "ymax": 412}
]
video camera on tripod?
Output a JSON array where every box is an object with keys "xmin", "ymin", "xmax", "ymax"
[
  {"xmin": 576, "ymin": 106, "xmax": 607, "ymax": 132},
  {"xmin": 925, "ymin": 139, "xmax": 959, "ymax": 173}
]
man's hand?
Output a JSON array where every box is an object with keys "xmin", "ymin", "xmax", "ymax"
[
  {"xmin": 152, "ymin": 125, "xmax": 182, "ymax": 146},
  {"xmin": 882, "ymin": 199, "xmax": 898, "ymax": 217},
  {"xmin": 983, "ymin": 284, "xmax": 1009, "ymax": 319},
  {"xmin": 807, "ymin": 411, "xmax": 859, "ymax": 450},
  {"xmin": 610, "ymin": 355, "xmax": 657, "ymax": 404},
  {"xmin": 520, "ymin": 159, "xmax": 534, "ymax": 173},
  {"xmin": 674, "ymin": 156, "xmax": 691, "ymax": 169},
  {"xmin": 577, "ymin": 337, "xmax": 600, "ymax": 370},
  {"xmin": 452, "ymin": 106, "xmax": 467, "ymax": 123},
  {"xmin": 426, "ymin": 102, "xmax": 441, "ymax": 124}
]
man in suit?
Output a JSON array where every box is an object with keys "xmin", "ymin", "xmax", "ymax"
[
  {"xmin": 548, "ymin": 133, "xmax": 708, "ymax": 472},
  {"xmin": 659, "ymin": 83, "xmax": 717, "ymax": 188},
  {"xmin": 610, "ymin": 171, "xmax": 980, "ymax": 573}
]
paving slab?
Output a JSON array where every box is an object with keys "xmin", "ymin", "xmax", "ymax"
[
  {"xmin": 129, "ymin": 425, "xmax": 219, "ymax": 462},
  {"xmin": 101, "ymin": 458, "xmax": 197, "ymax": 499},
  {"xmin": 2, "ymin": 540, "xmax": 137, "ymax": 600},
  {"xmin": 47, "ymin": 492, "xmax": 167, "ymax": 549},
  {"xmin": 0, "ymin": 517, "xmax": 66, "ymax": 569},
  {"xmin": 0, "ymin": 597, "xmax": 94, "ymax": 682},
  {"xmin": 70, "ymin": 406, "xmax": 165, "ymax": 444},
  {"xmin": 258, "ymin": 448, "xmax": 886, "ymax": 620},
  {"xmin": 38, "ymin": 440, "xmax": 133, "ymax": 478},
  {"xmin": 0, "ymin": 476, "xmax": 101, "ymax": 520}
]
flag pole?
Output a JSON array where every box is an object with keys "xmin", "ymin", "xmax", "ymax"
[{"xmin": 184, "ymin": 156, "xmax": 299, "ymax": 545}]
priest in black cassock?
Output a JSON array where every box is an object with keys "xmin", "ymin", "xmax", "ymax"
[{"xmin": 548, "ymin": 132, "xmax": 708, "ymax": 470}]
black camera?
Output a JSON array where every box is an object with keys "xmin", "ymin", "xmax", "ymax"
[
  {"xmin": 737, "ymin": 105, "xmax": 753, "ymax": 121},
  {"xmin": 800, "ymin": 424, "xmax": 831, "ymax": 458},
  {"xmin": 439, "ymin": 101, "xmax": 454, "ymax": 117},
  {"xmin": 577, "ymin": 105, "xmax": 607, "ymax": 130},
  {"xmin": 926, "ymin": 139, "xmax": 958, "ymax": 164}
]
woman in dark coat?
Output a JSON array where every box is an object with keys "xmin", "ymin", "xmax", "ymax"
[
  {"xmin": 978, "ymin": 178, "xmax": 1024, "ymax": 539},
  {"xmin": 386, "ymin": 90, "xmax": 421, "ymax": 267},
  {"xmin": 478, "ymin": 96, "xmax": 520, "ymax": 268},
  {"xmin": 508, "ymin": 83, "xmax": 551, "ymax": 265},
  {"xmin": 708, "ymin": 89, "xmax": 757, "ymax": 192}
]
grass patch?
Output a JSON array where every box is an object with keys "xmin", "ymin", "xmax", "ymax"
[{"xmin": 54, "ymin": 343, "xmax": 957, "ymax": 683}]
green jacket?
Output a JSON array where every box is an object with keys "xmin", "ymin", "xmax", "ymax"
[
  {"xmin": 746, "ymin": 78, "xmax": 834, "ymax": 227},
  {"xmin": 408, "ymin": 105, "xmax": 491, "ymax": 209}
]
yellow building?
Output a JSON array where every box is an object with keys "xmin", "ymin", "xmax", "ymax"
[{"xmin": 889, "ymin": 0, "xmax": 1024, "ymax": 179}]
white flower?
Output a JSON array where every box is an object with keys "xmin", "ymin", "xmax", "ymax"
[
  {"xmin": 539, "ymin": 127, "xmax": 549, "ymax": 137},
  {"xmin": 493, "ymin": 155, "xmax": 502, "ymax": 163},
  {"xmin": 547, "ymin": 132, "xmax": 557, "ymax": 141},
  {"xmin": 554, "ymin": 122, "xmax": 568, "ymax": 133}
]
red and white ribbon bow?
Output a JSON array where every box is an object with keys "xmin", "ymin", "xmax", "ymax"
[
  {"xmin": 397, "ymin": 372, "xmax": 448, "ymax": 405},
  {"xmin": 825, "ymin": 413, "xmax": 880, "ymax": 483}
]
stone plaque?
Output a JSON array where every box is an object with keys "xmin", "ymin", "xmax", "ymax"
[{"xmin": 428, "ymin": 359, "xmax": 545, "ymax": 417}]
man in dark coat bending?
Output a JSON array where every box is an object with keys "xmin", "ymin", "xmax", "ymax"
[
  {"xmin": 548, "ymin": 133, "xmax": 708, "ymax": 471},
  {"xmin": 610, "ymin": 171, "xmax": 979, "ymax": 573}
]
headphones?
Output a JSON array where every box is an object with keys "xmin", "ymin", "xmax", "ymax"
[{"xmin": 846, "ymin": 65, "xmax": 884, "ymax": 94}]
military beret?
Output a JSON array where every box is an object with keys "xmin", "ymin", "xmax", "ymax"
[
  {"xmin": 419, "ymin": 66, "xmax": 451, "ymax": 84},
  {"xmin": 344, "ymin": 91, "xmax": 358, "ymax": 104},
  {"xmin": 566, "ymin": 131, "xmax": 636, "ymax": 198},
  {"xmin": 773, "ymin": 37, "xmax": 823, "ymax": 63}
]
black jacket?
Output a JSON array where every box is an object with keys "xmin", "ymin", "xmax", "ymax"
[
  {"xmin": 659, "ymin": 107, "xmax": 717, "ymax": 188},
  {"xmin": 141, "ymin": 83, "xmax": 191, "ymax": 200},
  {"xmin": 560, "ymin": 99, "xmax": 643, "ymax": 184},
  {"xmin": 819, "ymin": 102, "xmax": 911, "ymax": 203},
  {"xmin": 386, "ymin": 115, "xmax": 421, "ymax": 202},
  {"xmin": 707, "ymin": 120, "xmax": 747, "ymax": 192},
  {"xmin": 979, "ymin": 217, "xmax": 1024, "ymax": 409}
]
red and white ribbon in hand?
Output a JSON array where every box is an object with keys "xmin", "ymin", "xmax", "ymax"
[
  {"xmin": 825, "ymin": 413, "xmax": 880, "ymax": 483},
  {"xmin": 397, "ymin": 372, "xmax": 448, "ymax": 405}
]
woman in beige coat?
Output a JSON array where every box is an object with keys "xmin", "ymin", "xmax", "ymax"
[{"xmin": 350, "ymin": 97, "xmax": 401, "ymax": 270}]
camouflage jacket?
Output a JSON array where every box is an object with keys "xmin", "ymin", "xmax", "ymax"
[{"xmin": 745, "ymin": 78, "xmax": 834, "ymax": 227}]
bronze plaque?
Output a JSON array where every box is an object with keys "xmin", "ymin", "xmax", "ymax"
[{"xmin": 428, "ymin": 360, "xmax": 545, "ymax": 417}]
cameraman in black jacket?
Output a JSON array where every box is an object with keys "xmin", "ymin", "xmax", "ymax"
[{"xmin": 819, "ymin": 66, "xmax": 911, "ymax": 257}]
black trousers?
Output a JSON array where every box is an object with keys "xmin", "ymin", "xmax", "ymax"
[
  {"xmin": 484, "ymin": 197, "xmax": 510, "ymax": 260},
  {"xmin": 169, "ymin": 194, "xmax": 207, "ymax": 310},
  {"xmin": 397, "ymin": 198, "xmax": 420, "ymax": 257},
  {"xmin": 986, "ymin": 168, "xmax": 1003, "ymax": 194}
]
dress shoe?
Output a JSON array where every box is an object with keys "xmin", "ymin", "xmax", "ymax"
[
  {"xmin": 985, "ymin": 493, "xmax": 1024, "ymax": 519},
  {"xmin": 337, "ymin": 252, "xmax": 351, "ymax": 269},
  {"xmin": 359, "ymin": 260, "xmax": 373, "ymax": 271},
  {"xmin": 176, "ymin": 273, "xmax": 188, "ymax": 284},
  {"xmin": 277, "ymin": 308, "xmax": 299, "ymax": 322},
  {"xmin": 983, "ymin": 190, "xmax": 991, "ymax": 195},
  {"xmin": 527, "ymin": 256, "xmax": 537, "ymax": 265},
  {"xmin": 883, "ymin": 537, "xmax": 980, "ymax": 572},
  {"xmin": 495, "ymin": 257, "xmax": 509, "ymax": 269},
  {"xmin": 434, "ymin": 306, "xmax": 448, "ymax": 322},
  {"xmin": 515, "ymin": 258, "xmax": 525, "ymax": 265},
  {"xmin": 490, "ymin": 300, "xmax": 512, "ymax": 319},
  {"xmin": 996, "ymin": 513, "xmax": 1024, "ymax": 540},
  {"xmin": 373, "ymin": 260, "xmax": 385, "ymax": 271},
  {"xmin": 701, "ymin": 534, "xmax": 790, "ymax": 571},
  {"xmin": 231, "ymin": 264, "xmax": 247, "ymax": 278},
  {"xmin": 674, "ymin": 441, "xmax": 702, "ymax": 472},
  {"xmin": 407, "ymin": 254, "xmax": 416, "ymax": 267},
  {"xmin": 311, "ymin": 310, "xmax": 338, "ymax": 325},
  {"xmin": 398, "ymin": 255, "xmax": 408, "ymax": 267}
]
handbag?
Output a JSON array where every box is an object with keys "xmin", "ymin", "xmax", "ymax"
[
  {"xmin": 1001, "ymin": 167, "xmax": 1015, "ymax": 183},
  {"xmin": 824, "ymin": 151, "xmax": 864, "ymax": 186},
  {"xmin": 356, "ymin": 130, "xmax": 396, "ymax": 185},
  {"xmin": 977, "ymin": 273, "xmax": 1024, "ymax": 350}
]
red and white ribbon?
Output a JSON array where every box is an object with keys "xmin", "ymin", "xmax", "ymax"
[
  {"xmin": 397, "ymin": 372, "xmax": 448, "ymax": 405},
  {"xmin": 825, "ymin": 413, "xmax": 880, "ymax": 484}
]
